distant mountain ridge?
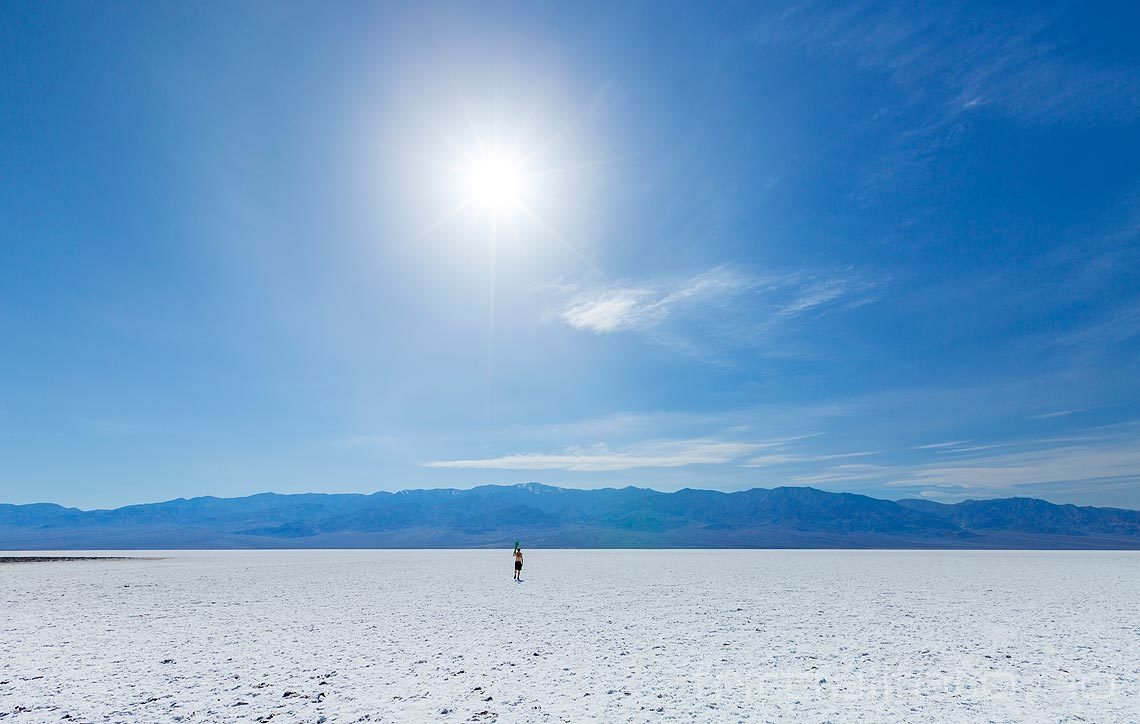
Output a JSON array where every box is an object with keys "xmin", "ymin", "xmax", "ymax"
[{"xmin": 2, "ymin": 484, "xmax": 1139, "ymax": 550}]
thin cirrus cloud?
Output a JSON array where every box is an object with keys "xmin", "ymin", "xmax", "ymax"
[
  {"xmin": 750, "ymin": 2, "xmax": 1140, "ymax": 125},
  {"xmin": 742, "ymin": 450, "xmax": 878, "ymax": 468},
  {"xmin": 425, "ymin": 438, "xmax": 763, "ymax": 472},
  {"xmin": 557, "ymin": 265, "xmax": 754, "ymax": 334},
  {"xmin": 900, "ymin": 440, "xmax": 1140, "ymax": 493},
  {"xmin": 748, "ymin": 2, "xmax": 1140, "ymax": 202},
  {"xmin": 912, "ymin": 440, "xmax": 971, "ymax": 450},
  {"xmin": 1031, "ymin": 409, "xmax": 1087, "ymax": 420},
  {"xmin": 559, "ymin": 288, "xmax": 663, "ymax": 333},
  {"xmin": 553, "ymin": 264, "xmax": 876, "ymax": 358},
  {"xmin": 423, "ymin": 430, "xmax": 866, "ymax": 473},
  {"xmin": 799, "ymin": 423, "xmax": 1140, "ymax": 502}
]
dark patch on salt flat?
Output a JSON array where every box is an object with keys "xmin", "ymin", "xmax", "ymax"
[{"xmin": 0, "ymin": 556, "xmax": 154, "ymax": 564}]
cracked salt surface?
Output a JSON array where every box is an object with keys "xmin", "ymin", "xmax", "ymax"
[{"xmin": 1, "ymin": 550, "xmax": 1137, "ymax": 722}]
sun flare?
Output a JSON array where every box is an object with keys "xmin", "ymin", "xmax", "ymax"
[{"xmin": 463, "ymin": 151, "xmax": 527, "ymax": 215}]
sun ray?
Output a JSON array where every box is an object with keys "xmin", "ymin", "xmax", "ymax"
[
  {"xmin": 350, "ymin": 199, "xmax": 473, "ymax": 287},
  {"xmin": 517, "ymin": 88, "xmax": 620, "ymax": 169},
  {"xmin": 347, "ymin": 131, "xmax": 467, "ymax": 175},
  {"xmin": 523, "ymin": 152, "xmax": 639, "ymax": 180},
  {"xmin": 485, "ymin": 213, "xmax": 498, "ymax": 402},
  {"xmin": 447, "ymin": 70, "xmax": 486, "ymax": 159},
  {"xmin": 387, "ymin": 198, "xmax": 472, "ymax": 259},
  {"xmin": 517, "ymin": 200, "xmax": 605, "ymax": 277}
]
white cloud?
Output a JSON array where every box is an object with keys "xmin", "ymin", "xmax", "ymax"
[
  {"xmin": 937, "ymin": 442, "xmax": 1016, "ymax": 454},
  {"xmin": 553, "ymin": 264, "xmax": 876, "ymax": 359},
  {"xmin": 558, "ymin": 266, "xmax": 754, "ymax": 334},
  {"xmin": 560, "ymin": 288, "xmax": 661, "ymax": 333},
  {"xmin": 425, "ymin": 438, "xmax": 763, "ymax": 471},
  {"xmin": 1031, "ymin": 409, "xmax": 1086, "ymax": 420},
  {"xmin": 855, "ymin": 423, "xmax": 1140, "ymax": 503},
  {"xmin": 789, "ymin": 464, "xmax": 894, "ymax": 485},
  {"xmin": 742, "ymin": 450, "xmax": 878, "ymax": 467},
  {"xmin": 901, "ymin": 441, "xmax": 1140, "ymax": 491}
]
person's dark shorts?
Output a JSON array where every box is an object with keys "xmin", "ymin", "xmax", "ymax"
[{"xmin": 514, "ymin": 561, "xmax": 522, "ymax": 570}]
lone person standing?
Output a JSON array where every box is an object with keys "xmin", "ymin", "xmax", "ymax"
[{"xmin": 513, "ymin": 545, "xmax": 524, "ymax": 581}]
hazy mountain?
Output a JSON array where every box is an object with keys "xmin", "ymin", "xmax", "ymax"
[
  {"xmin": 896, "ymin": 497, "xmax": 1140, "ymax": 536},
  {"xmin": 2, "ymin": 484, "xmax": 1139, "ymax": 549}
]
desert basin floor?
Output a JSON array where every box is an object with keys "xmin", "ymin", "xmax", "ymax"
[{"xmin": 1, "ymin": 549, "xmax": 1137, "ymax": 723}]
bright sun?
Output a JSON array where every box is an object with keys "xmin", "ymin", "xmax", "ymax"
[{"xmin": 463, "ymin": 152, "xmax": 527, "ymax": 215}]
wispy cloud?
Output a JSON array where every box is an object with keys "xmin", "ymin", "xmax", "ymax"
[
  {"xmin": 413, "ymin": 384, "xmax": 1140, "ymax": 505},
  {"xmin": 425, "ymin": 437, "xmax": 763, "ymax": 471},
  {"xmin": 1052, "ymin": 299, "xmax": 1140, "ymax": 352},
  {"xmin": 1031, "ymin": 409, "xmax": 1087, "ymax": 420},
  {"xmin": 900, "ymin": 440, "xmax": 1140, "ymax": 493},
  {"xmin": 742, "ymin": 450, "xmax": 877, "ymax": 468},
  {"xmin": 842, "ymin": 423, "xmax": 1140, "ymax": 503},
  {"xmin": 424, "ymin": 428, "xmax": 871, "ymax": 472},
  {"xmin": 559, "ymin": 288, "xmax": 661, "ymax": 333},
  {"xmin": 789, "ymin": 463, "xmax": 894, "ymax": 485},
  {"xmin": 913, "ymin": 440, "xmax": 971, "ymax": 450},
  {"xmin": 750, "ymin": 2, "xmax": 1140, "ymax": 126},
  {"xmin": 552, "ymin": 264, "xmax": 877, "ymax": 359},
  {"xmin": 558, "ymin": 265, "xmax": 754, "ymax": 334},
  {"xmin": 749, "ymin": 3, "xmax": 1140, "ymax": 202},
  {"xmin": 937, "ymin": 442, "xmax": 1016, "ymax": 454}
]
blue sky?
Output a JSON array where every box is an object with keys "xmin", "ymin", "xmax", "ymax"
[{"xmin": 3, "ymin": 1, "xmax": 1140, "ymax": 509}]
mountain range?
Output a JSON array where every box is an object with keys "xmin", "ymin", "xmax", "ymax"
[
  {"xmin": 0, "ymin": 487, "xmax": 1135, "ymax": 549},
  {"xmin": 3, "ymin": 484, "xmax": 1140, "ymax": 549}
]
